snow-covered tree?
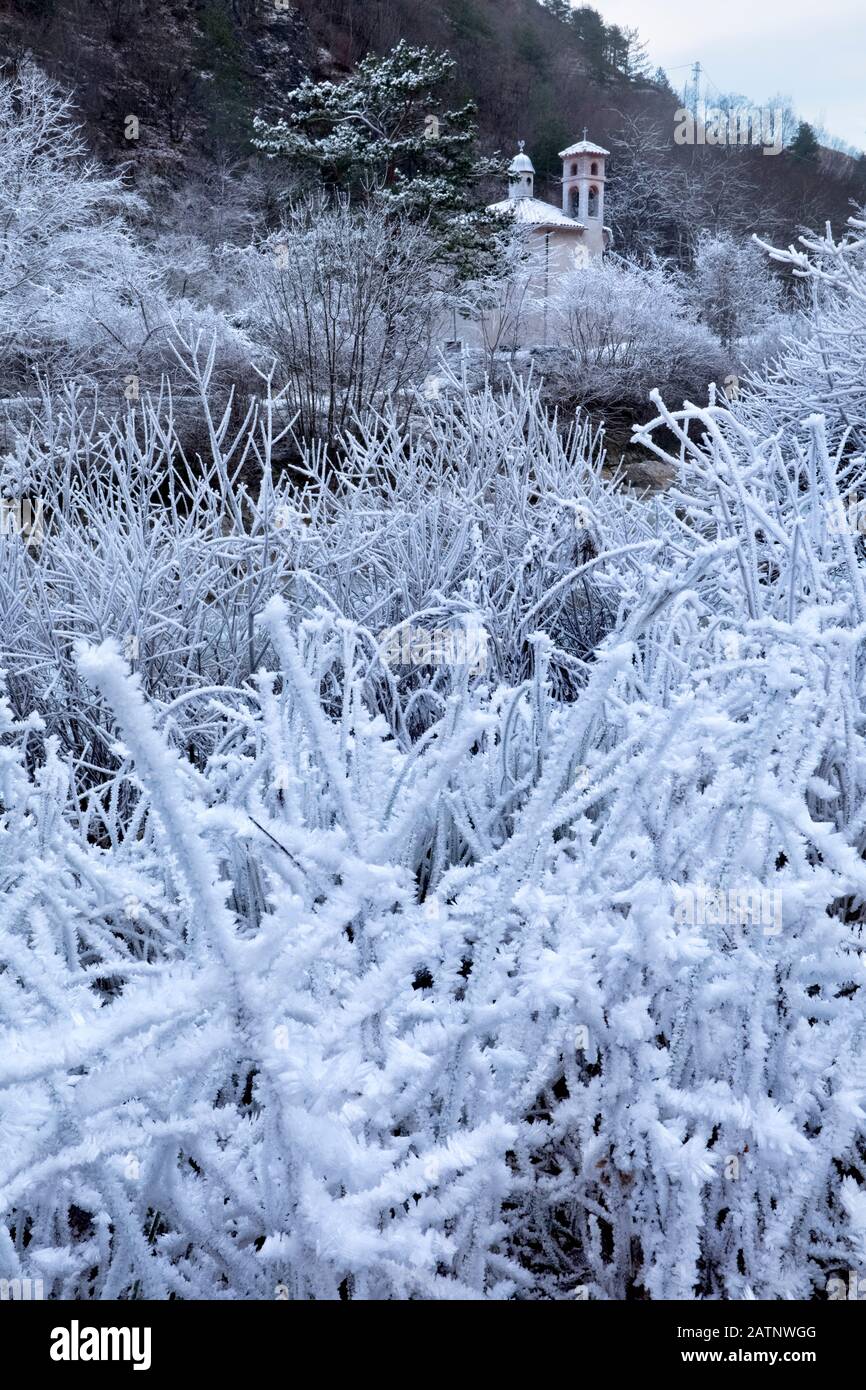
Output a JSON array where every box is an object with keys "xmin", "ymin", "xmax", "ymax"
[
  {"xmin": 606, "ymin": 116, "xmax": 688, "ymax": 264},
  {"xmin": 0, "ymin": 60, "xmax": 140, "ymax": 384},
  {"xmin": 685, "ymin": 230, "xmax": 784, "ymax": 349},
  {"xmin": 0, "ymin": 59, "xmax": 246, "ymax": 394},
  {"xmin": 236, "ymin": 198, "xmax": 442, "ymax": 444},
  {"xmin": 748, "ymin": 209, "xmax": 866, "ymax": 450},
  {"xmin": 252, "ymin": 41, "xmax": 504, "ymax": 279}
]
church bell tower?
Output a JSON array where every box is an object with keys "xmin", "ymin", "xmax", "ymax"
[{"xmin": 559, "ymin": 130, "xmax": 609, "ymax": 227}]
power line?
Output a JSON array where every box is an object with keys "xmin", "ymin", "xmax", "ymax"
[{"xmin": 700, "ymin": 68, "xmax": 726, "ymax": 100}]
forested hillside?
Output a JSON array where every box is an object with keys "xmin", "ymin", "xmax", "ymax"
[{"xmin": 2, "ymin": 0, "xmax": 864, "ymax": 253}]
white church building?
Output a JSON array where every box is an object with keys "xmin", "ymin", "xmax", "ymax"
[
  {"xmin": 489, "ymin": 133, "xmax": 612, "ymax": 264},
  {"xmin": 460, "ymin": 133, "xmax": 612, "ymax": 351}
]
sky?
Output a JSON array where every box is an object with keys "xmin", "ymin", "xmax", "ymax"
[{"xmin": 594, "ymin": 0, "xmax": 866, "ymax": 153}]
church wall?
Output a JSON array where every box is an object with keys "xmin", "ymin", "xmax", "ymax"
[{"xmin": 453, "ymin": 229, "xmax": 594, "ymax": 353}]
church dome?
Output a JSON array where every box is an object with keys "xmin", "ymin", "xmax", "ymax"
[{"xmin": 509, "ymin": 143, "xmax": 535, "ymax": 174}]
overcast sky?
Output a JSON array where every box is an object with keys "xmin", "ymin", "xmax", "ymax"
[{"xmin": 593, "ymin": 0, "xmax": 865, "ymax": 152}]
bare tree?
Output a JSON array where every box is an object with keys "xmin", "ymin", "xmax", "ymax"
[
  {"xmin": 684, "ymin": 230, "xmax": 783, "ymax": 350},
  {"xmin": 238, "ymin": 197, "xmax": 442, "ymax": 444},
  {"xmin": 0, "ymin": 58, "xmax": 140, "ymax": 378},
  {"xmin": 607, "ymin": 115, "xmax": 687, "ymax": 263}
]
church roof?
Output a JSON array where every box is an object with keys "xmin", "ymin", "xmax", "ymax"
[
  {"xmin": 558, "ymin": 139, "xmax": 610, "ymax": 158},
  {"xmin": 488, "ymin": 196, "xmax": 586, "ymax": 232}
]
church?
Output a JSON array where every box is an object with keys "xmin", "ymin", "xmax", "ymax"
[
  {"xmin": 488, "ymin": 133, "xmax": 612, "ymax": 266},
  {"xmin": 460, "ymin": 133, "xmax": 612, "ymax": 352}
]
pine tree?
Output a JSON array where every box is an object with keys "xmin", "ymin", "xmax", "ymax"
[
  {"xmin": 568, "ymin": 5, "xmax": 609, "ymax": 79},
  {"xmin": 621, "ymin": 27, "xmax": 652, "ymax": 81},
  {"xmin": 790, "ymin": 120, "xmax": 820, "ymax": 163},
  {"xmin": 253, "ymin": 41, "xmax": 504, "ymax": 278},
  {"xmin": 540, "ymin": 0, "xmax": 573, "ymax": 20},
  {"xmin": 652, "ymin": 66, "xmax": 677, "ymax": 98}
]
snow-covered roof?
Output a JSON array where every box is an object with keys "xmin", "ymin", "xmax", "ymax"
[
  {"xmin": 488, "ymin": 196, "xmax": 585, "ymax": 232},
  {"xmin": 558, "ymin": 139, "xmax": 610, "ymax": 158}
]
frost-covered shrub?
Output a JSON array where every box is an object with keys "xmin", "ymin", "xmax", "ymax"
[
  {"xmin": 0, "ymin": 59, "xmax": 249, "ymax": 397},
  {"xmin": 3, "ymin": 358, "xmax": 866, "ymax": 1298},
  {"xmin": 684, "ymin": 230, "xmax": 785, "ymax": 350},
  {"xmin": 0, "ymin": 366, "xmax": 651, "ymax": 758},
  {"xmin": 538, "ymin": 258, "xmax": 729, "ymax": 433},
  {"xmin": 234, "ymin": 199, "xmax": 443, "ymax": 444},
  {"xmin": 747, "ymin": 210, "xmax": 866, "ymax": 451}
]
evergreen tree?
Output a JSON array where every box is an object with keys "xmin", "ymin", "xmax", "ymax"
[
  {"xmin": 603, "ymin": 24, "xmax": 629, "ymax": 76},
  {"xmin": 253, "ymin": 41, "xmax": 504, "ymax": 277},
  {"xmin": 540, "ymin": 0, "xmax": 572, "ymax": 20},
  {"xmin": 620, "ymin": 27, "xmax": 652, "ymax": 81},
  {"xmin": 790, "ymin": 120, "xmax": 820, "ymax": 163},
  {"xmin": 195, "ymin": 1, "xmax": 250, "ymax": 151},
  {"xmin": 568, "ymin": 5, "xmax": 608, "ymax": 79},
  {"xmin": 652, "ymin": 66, "xmax": 677, "ymax": 98}
]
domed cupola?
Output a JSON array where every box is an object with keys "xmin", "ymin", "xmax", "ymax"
[{"xmin": 508, "ymin": 141, "xmax": 535, "ymax": 201}]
